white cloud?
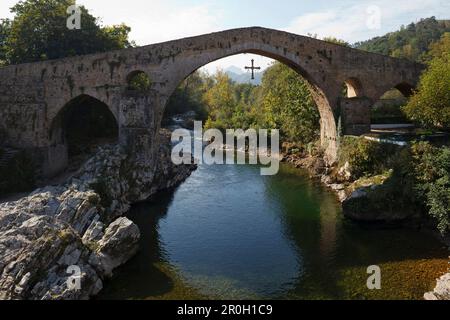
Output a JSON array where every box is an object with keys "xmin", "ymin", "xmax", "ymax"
[
  {"xmin": 285, "ymin": 0, "xmax": 449, "ymax": 43},
  {"xmin": 287, "ymin": 11, "xmax": 338, "ymax": 37},
  {"xmin": 1, "ymin": 0, "xmax": 447, "ymax": 71},
  {"xmin": 73, "ymin": 1, "xmax": 272, "ymax": 72},
  {"xmin": 0, "ymin": 0, "xmax": 19, "ymax": 18},
  {"xmin": 75, "ymin": 0, "xmax": 223, "ymax": 45},
  {"xmin": 0, "ymin": 0, "xmax": 223, "ymax": 45}
]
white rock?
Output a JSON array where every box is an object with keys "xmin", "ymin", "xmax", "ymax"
[
  {"xmin": 0, "ymin": 131, "xmax": 195, "ymax": 300},
  {"xmin": 425, "ymin": 273, "xmax": 450, "ymax": 300},
  {"xmin": 93, "ymin": 217, "xmax": 140, "ymax": 276},
  {"xmin": 338, "ymin": 161, "xmax": 352, "ymax": 180}
]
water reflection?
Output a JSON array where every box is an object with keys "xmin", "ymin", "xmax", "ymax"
[{"xmin": 99, "ymin": 164, "xmax": 448, "ymax": 300}]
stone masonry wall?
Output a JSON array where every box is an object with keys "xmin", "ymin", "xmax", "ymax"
[
  {"xmin": 340, "ymin": 97, "xmax": 373, "ymax": 136},
  {"xmin": 0, "ymin": 27, "xmax": 424, "ymax": 173}
]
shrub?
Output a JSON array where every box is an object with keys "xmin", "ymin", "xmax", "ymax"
[
  {"xmin": 371, "ymin": 102, "xmax": 409, "ymax": 124},
  {"xmin": 339, "ymin": 137, "xmax": 395, "ymax": 178},
  {"xmin": 341, "ymin": 140, "xmax": 450, "ymax": 231},
  {"xmin": 410, "ymin": 142, "xmax": 450, "ymax": 234},
  {"xmin": 427, "ymin": 176, "xmax": 450, "ymax": 234},
  {"xmin": 402, "ymin": 54, "xmax": 450, "ymax": 130}
]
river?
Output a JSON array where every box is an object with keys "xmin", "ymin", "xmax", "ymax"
[{"xmin": 99, "ymin": 163, "xmax": 448, "ymax": 300}]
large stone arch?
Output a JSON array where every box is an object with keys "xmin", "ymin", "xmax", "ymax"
[
  {"xmin": 0, "ymin": 27, "xmax": 425, "ymax": 175},
  {"xmin": 47, "ymin": 90, "xmax": 119, "ymax": 130},
  {"xmin": 154, "ymin": 36, "xmax": 340, "ymax": 161}
]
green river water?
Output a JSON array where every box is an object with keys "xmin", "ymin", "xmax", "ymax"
[{"xmin": 99, "ymin": 163, "xmax": 448, "ymax": 300}]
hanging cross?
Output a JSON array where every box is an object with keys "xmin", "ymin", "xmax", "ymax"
[{"xmin": 245, "ymin": 59, "xmax": 261, "ymax": 80}]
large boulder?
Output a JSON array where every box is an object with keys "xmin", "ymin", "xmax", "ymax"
[
  {"xmin": 90, "ymin": 217, "xmax": 140, "ymax": 277},
  {"xmin": 0, "ymin": 187, "xmax": 139, "ymax": 300}
]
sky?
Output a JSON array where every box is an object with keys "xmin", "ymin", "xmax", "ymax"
[{"xmin": 1, "ymin": 0, "xmax": 448, "ymax": 73}]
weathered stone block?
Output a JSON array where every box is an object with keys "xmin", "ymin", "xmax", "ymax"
[{"xmin": 340, "ymin": 97, "xmax": 372, "ymax": 136}]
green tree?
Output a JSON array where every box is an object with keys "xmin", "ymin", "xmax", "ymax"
[
  {"xmin": 355, "ymin": 17, "xmax": 450, "ymax": 62},
  {"xmin": 322, "ymin": 37, "xmax": 350, "ymax": 47},
  {"xmin": 2, "ymin": 0, "xmax": 132, "ymax": 65},
  {"xmin": 128, "ymin": 71, "xmax": 151, "ymax": 92},
  {"xmin": 402, "ymin": 53, "xmax": 450, "ymax": 129},
  {"xmin": 0, "ymin": 19, "xmax": 11, "ymax": 65},
  {"xmin": 165, "ymin": 71, "xmax": 210, "ymax": 120},
  {"xmin": 260, "ymin": 62, "xmax": 320, "ymax": 144},
  {"xmin": 426, "ymin": 32, "xmax": 450, "ymax": 61},
  {"xmin": 411, "ymin": 142, "xmax": 450, "ymax": 234},
  {"xmin": 204, "ymin": 71, "xmax": 237, "ymax": 130},
  {"xmin": 165, "ymin": 63, "xmax": 319, "ymax": 145}
]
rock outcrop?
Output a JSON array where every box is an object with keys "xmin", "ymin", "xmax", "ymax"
[
  {"xmin": 425, "ymin": 273, "xmax": 450, "ymax": 300},
  {"xmin": 283, "ymin": 147, "xmax": 412, "ymax": 223},
  {"xmin": 282, "ymin": 144, "xmax": 450, "ymax": 300},
  {"xmin": 0, "ymin": 131, "xmax": 196, "ymax": 299}
]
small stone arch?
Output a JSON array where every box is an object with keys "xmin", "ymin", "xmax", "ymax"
[
  {"xmin": 394, "ymin": 82, "xmax": 416, "ymax": 97},
  {"xmin": 46, "ymin": 94, "xmax": 119, "ymax": 177},
  {"xmin": 372, "ymin": 81, "xmax": 417, "ymax": 102},
  {"xmin": 343, "ymin": 77, "xmax": 363, "ymax": 98},
  {"xmin": 370, "ymin": 84, "xmax": 413, "ymax": 126},
  {"xmin": 126, "ymin": 70, "xmax": 152, "ymax": 92}
]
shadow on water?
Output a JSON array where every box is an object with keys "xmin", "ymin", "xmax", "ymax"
[
  {"xmin": 100, "ymin": 192, "xmax": 181, "ymax": 300},
  {"xmin": 266, "ymin": 166, "xmax": 448, "ymax": 299},
  {"xmin": 100, "ymin": 163, "xmax": 449, "ymax": 300}
]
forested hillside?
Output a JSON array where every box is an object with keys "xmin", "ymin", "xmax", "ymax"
[{"xmin": 354, "ymin": 17, "xmax": 450, "ymax": 62}]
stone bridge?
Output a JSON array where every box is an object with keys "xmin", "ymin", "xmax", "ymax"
[{"xmin": 0, "ymin": 27, "xmax": 424, "ymax": 178}]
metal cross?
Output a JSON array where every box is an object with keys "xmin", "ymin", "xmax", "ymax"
[{"xmin": 245, "ymin": 59, "xmax": 261, "ymax": 80}]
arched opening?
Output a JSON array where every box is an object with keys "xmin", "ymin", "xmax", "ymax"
[
  {"xmin": 163, "ymin": 51, "xmax": 336, "ymax": 160},
  {"xmin": 162, "ymin": 70, "xmax": 210, "ymax": 128},
  {"xmin": 371, "ymin": 87, "xmax": 410, "ymax": 126},
  {"xmin": 48, "ymin": 94, "xmax": 118, "ymax": 176},
  {"xmin": 127, "ymin": 70, "xmax": 151, "ymax": 92},
  {"xmin": 161, "ymin": 52, "xmax": 327, "ymax": 168},
  {"xmin": 395, "ymin": 82, "xmax": 415, "ymax": 98},
  {"xmin": 341, "ymin": 78, "xmax": 363, "ymax": 98}
]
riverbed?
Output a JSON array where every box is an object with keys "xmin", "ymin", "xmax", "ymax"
[{"xmin": 99, "ymin": 163, "xmax": 448, "ymax": 300}]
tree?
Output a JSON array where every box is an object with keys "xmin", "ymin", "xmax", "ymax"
[
  {"xmin": 174, "ymin": 62, "xmax": 320, "ymax": 145},
  {"xmin": 0, "ymin": 19, "xmax": 11, "ymax": 65},
  {"xmin": 260, "ymin": 62, "xmax": 320, "ymax": 144},
  {"xmin": 164, "ymin": 71, "xmax": 209, "ymax": 120},
  {"xmin": 203, "ymin": 71, "xmax": 237, "ymax": 130},
  {"xmin": 426, "ymin": 32, "xmax": 450, "ymax": 61},
  {"xmin": 1, "ymin": 0, "xmax": 133, "ymax": 65},
  {"xmin": 355, "ymin": 17, "xmax": 450, "ymax": 62},
  {"xmin": 402, "ymin": 47, "xmax": 450, "ymax": 129},
  {"xmin": 411, "ymin": 142, "xmax": 450, "ymax": 234},
  {"xmin": 322, "ymin": 37, "xmax": 350, "ymax": 47}
]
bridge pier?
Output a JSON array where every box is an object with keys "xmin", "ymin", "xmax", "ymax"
[
  {"xmin": 340, "ymin": 97, "xmax": 372, "ymax": 136},
  {"xmin": 118, "ymin": 92, "xmax": 161, "ymax": 169}
]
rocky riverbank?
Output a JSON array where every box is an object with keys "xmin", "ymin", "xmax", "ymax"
[
  {"xmin": 282, "ymin": 144, "xmax": 414, "ymax": 221},
  {"xmin": 281, "ymin": 142, "xmax": 450, "ymax": 301},
  {"xmin": 0, "ymin": 130, "xmax": 196, "ymax": 299}
]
